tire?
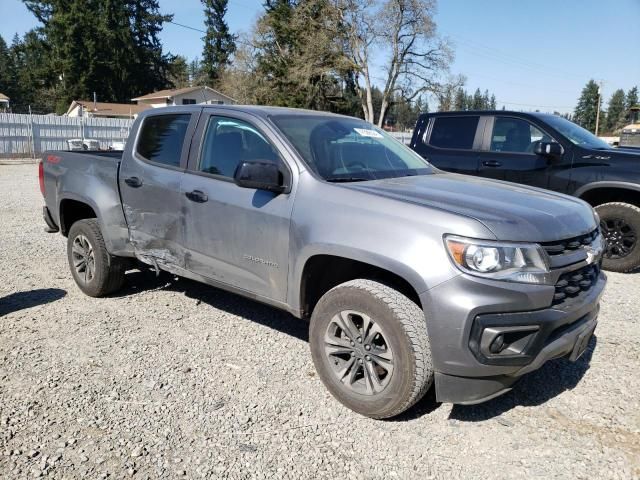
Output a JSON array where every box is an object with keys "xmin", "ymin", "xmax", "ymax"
[
  {"xmin": 67, "ymin": 219, "xmax": 126, "ymax": 297},
  {"xmin": 309, "ymin": 279, "xmax": 433, "ymax": 419},
  {"xmin": 596, "ymin": 202, "xmax": 640, "ymax": 273}
]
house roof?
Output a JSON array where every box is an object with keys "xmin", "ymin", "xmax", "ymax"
[
  {"xmin": 131, "ymin": 86, "xmax": 236, "ymax": 103},
  {"xmin": 0, "ymin": 93, "xmax": 9, "ymax": 101},
  {"xmin": 67, "ymin": 100, "xmax": 150, "ymax": 117}
]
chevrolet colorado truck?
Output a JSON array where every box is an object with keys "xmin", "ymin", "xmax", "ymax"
[
  {"xmin": 410, "ymin": 110, "xmax": 640, "ymax": 272},
  {"xmin": 40, "ymin": 105, "xmax": 606, "ymax": 419}
]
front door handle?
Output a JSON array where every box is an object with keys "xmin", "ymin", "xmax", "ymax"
[
  {"xmin": 124, "ymin": 176, "xmax": 142, "ymax": 188},
  {"xmin": 482, "ymin": 160, "xmax": 502, "ymax": 168},
  {"xmin": 185, "ymin": 190, "xmax": 208, "ymax": 203}
]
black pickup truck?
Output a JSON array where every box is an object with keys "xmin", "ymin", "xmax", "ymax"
[{"xmin": 410, "ymin": 111, "xmax": 640, "ymax": 272}]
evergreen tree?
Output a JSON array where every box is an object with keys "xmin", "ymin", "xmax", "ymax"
[
  {"xmin": 625, "ymin": 86, "xmax": 639, "ymax": 124},
  {"xmin": 452, "ymin": 87, "xmax": 465, "ymax": 110},
  {"xmin": 626, "ymin": 86, "xmax": 639, "ymax": 109},
  {"xmin": 490, "ymin": 94, "xmax": 496, "ymax": 110},
  {"xmin": 168, "ymin": 55, "xmax": 191, "ymax": 88},
  {"xmin": 22, "ymin": 0, "xmax": 174, "ymax": 112},
  {"xmin": 573, "ymin": 79, "xmax": 600, "ymax": 133},
  {"xmin": 201, "ymin": 0, "xmax": 236, "ymax": 85},
  {"xmin": 604, "ymin": 89, "xmax": 626, "ymax": 133},
  {"xmin": 471, "ymin": 88, "xmax": 483, "ymax": 110},
  {"xmin": 0, "ymin": 35, "xmax": 14, "ymax": 102}
]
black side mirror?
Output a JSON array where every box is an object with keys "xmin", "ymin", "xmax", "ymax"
[
  {"xmin": 534, "ymin": 141, "xmax": 563, "ymax": 158},
  {"xmin": 234, "ymin": 161, "xmax": 286, "ymax": 193}
]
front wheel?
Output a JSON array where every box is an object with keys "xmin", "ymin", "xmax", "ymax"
[
  {"xmin": 67, "ymin": 219, "xmax": 127, "ymax": 297},
  {"xmin": 309, "ymin": 279, "xmax": 433, "ymax": 419},
  {"xmin": 596, "ymin": 202, "xmax": 640, "ymax": 273}
]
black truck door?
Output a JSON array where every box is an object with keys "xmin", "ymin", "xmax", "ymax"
[{"xmin": 477, "ymin": 115, "xmax": 558, "ymax": 189}]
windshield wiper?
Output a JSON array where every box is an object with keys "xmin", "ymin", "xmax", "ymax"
[{"xmin": 325, "ymin": 176, "xmax": 371, "ymax": 183}]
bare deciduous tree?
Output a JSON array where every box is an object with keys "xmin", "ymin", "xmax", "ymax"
[{"xmin": 337, "ymin": 0, "xmax": 454, "ymax": 126}]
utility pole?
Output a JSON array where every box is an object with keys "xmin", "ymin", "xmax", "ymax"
[{"xmin": 595, "ymin": 81, "xmax": 603, "ymax": 136}]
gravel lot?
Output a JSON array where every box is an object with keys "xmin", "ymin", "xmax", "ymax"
[{"xmin": 1, "ymin": 163, "xmax": 639, "ymax": 479}]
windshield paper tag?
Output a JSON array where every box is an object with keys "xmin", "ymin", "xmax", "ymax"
[{"xmin": 354, "ymin": 128, "xmax": 383, "ymax": 139}]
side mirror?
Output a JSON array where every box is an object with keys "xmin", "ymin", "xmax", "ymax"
[
  {"xmin": 534, "ymin": 141, "xmax": 563, "ymax": 158},
  {"xmin": 234, "ymin": 161, "xmax": 286, "ymax": 193}
]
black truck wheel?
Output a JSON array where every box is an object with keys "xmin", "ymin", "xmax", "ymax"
[
  {"xmin": 67, "ymin": 219, "xmax": 126, "ymax": 296},
  {"xmin": 596, "ymin": 202, "xmax": 640, "ymax": 273},
  {"xmin": 309, "ymin": 279, "xmax": 433, "ymax": 419}
]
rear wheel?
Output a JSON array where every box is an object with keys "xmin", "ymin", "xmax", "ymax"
[
  {"xmin": 67, "ymin": 219, "xmax": 126, "ymax": 296},
  {"xmin": 309, "ymin": 279, "xmax": 433, "ymax": 419},
  {"xmin": 596, "ymin": 202, "xmax": 640, "ymax": 273}
]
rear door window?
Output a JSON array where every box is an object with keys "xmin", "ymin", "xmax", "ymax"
[
  {"xmin": 136, "ymin": 114, "xmax": 191, "ymax": 167},
  {"xmin": 428, "ymin": 116, "xmax": 479, "ymax": 150}
]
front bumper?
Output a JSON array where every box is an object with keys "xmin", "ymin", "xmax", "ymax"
[{"xmin": 421, "ymin": 268, "xmax": 606, "ymax": 405}]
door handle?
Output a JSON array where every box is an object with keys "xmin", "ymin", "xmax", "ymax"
[
  {"xmin": 482, "ymin": 160, "xmax": 502, "ymax": 168},
  {"xmin": 124, "ymin": 176, "xmax": 142, "ymax": 188},
  {"xmin": 185, "ymin": 190, "xmax": 208, "ymax": 203}
]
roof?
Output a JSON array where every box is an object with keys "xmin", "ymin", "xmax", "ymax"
[
  {"xmin": 131, "ymin": 86, "xmax": 236, "ymax": 103},
  {"xmin": 0, "ymin": 93, "xmax": 9, "ymax": 101},
  {"xmin": 134, "ymin": 104, "xmax": 354, "ymax": 122},
  {"xmin": 67, "ymin": 100, "xmax": 150, "ymax": 117}
]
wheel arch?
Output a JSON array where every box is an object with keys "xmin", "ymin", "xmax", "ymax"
[
  {"xmin": 575, "ymin": 182, "xmax": 640, "ymax": 208},
  {"xmin": 58, "ymin": 194, "xmax": 101, "ymax": 236},
  {"xmin": 294, "ymin": 250, "xmax": 429, "ymax": 318}
]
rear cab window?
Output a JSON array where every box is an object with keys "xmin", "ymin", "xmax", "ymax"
[
  {"xmin": 136, "ymin": 114, "xmax": 192, "ymax": 167},
  {"xmin": 428, "ymin": 116, "xmax": 480, "ymax": 150}
]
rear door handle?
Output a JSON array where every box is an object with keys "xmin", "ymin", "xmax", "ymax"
[
  {"xmin": 124, "ymin": 176, "xmax": 142, "ymax": 188},
  {"xmin": 185, "ymin": 190, "xmax": 208, "ymax": 203},
  {"xmin": 482, "ymin": 160, "xmax": 502, "ymax": 167}
]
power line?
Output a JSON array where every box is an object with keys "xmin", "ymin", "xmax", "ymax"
[
  {"xmin": 498, "ymin": 100, "xmax": 574, "ymax": 109},
  {"xmin": 446, "ymin": 33, "xmax": 587, "ymax": 81}
]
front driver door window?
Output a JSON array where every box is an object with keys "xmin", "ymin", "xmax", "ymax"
[{"xmin": 490, "ymin": 117, "xmax": 549, "ymax": 154}]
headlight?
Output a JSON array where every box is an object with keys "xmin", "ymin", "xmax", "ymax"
[{"xmin": 444, "ymin": 235, "xmax": 551, "ymax": 284}]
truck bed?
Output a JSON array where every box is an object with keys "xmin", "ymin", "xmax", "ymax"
[{"xmin": 41, "ymin": 150, "xmax": 132, "ymax": 256}]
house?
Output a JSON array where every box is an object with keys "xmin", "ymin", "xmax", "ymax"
[
  {"xmin": 131, "ymin": 86, "xmax": 236, "ymax": 108},
  {"xmin": 0, "ymin": 93, "xmax": 9, "ymax": 112},
  {"xmin": 66, "ymin": 100, "xmax": 150, "ymax": 119}
]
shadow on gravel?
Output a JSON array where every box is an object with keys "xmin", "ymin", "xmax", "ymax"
[
  {"xmin": 449, "ymin": 335, "xmax": 598, "ymax": 422},
  {"xmin": 387, "ymin": 335, "xmax": 598, "ymax": 422},
  {"xmin": 0, "ymin": 288, "xmax": 67, "ymax": 316},
  {"xmin": 112, "ymin": 269, "xmax": 309, "ymax": 342}
]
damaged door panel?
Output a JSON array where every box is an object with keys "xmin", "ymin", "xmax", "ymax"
[
  {"xmin": 179, "ymin": 112, "xmax": 294, "ymax": 303},
  {"xmin": 119, "ymin": 112, "xmax": 198, "ymax": 270}
]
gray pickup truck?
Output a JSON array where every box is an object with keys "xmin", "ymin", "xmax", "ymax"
[{"xmin": 40, "ymin": 105, "xmax": 606, "ymax": 419}]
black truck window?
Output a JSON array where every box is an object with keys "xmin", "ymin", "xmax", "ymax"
[
  {"xmin": 199, "ymin": 116, "xmax": 280, "ymax": 178},
  {"xmin": 136, "ymin": 114, "xmax": 191, "ymax": 167},
  {"xmin": 429, "ymin": 116, "xmax": 479, "ymax": 150},
  {"xmin": 490, "ymin": 117, "xmax": 547, "ymax": 153}
]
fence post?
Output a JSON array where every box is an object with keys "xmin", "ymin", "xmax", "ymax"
[{"xmin": 28, "ymin": 106, "xmax": 36, "ymax": 160}]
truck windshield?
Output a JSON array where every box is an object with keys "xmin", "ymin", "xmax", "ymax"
[
  {"xmin": 543, "ymin": 115, "xmax": 612, "ymax": 150},
  {"xmin": 270, "ymin": 115, "xmax": 433, "ymax": 182}
]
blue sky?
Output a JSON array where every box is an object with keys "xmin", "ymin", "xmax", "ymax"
[{"xmin": 1, "ymin": 0, "xmax": 638, "ymax": 114}]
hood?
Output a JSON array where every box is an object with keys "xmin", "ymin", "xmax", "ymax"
[
  {"xmin": 580, "ymin": 147, "xmax": 640, "ymax": 160},
  {"xmin": 343, "ymin": 173, "xmax": 597, "ymax": 242}
]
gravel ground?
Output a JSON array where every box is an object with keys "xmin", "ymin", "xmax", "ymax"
[{"xmin": 1, "ymin": 163, "xmax": 639, "ymax": 479}]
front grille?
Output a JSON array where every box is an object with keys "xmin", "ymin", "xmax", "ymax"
[
  {"xmin": 541, "ymin": 229, "xmax": 599, "ymax": 256},
  {"xmin": 552, "ymin": 264, "xmax": 600, "ymax": 305}
]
